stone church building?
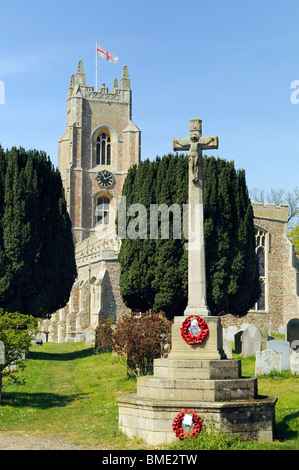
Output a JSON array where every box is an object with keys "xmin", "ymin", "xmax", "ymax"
[{"xmin": 42, "ymin": 61, "xmax": 299, "ymax": 342}]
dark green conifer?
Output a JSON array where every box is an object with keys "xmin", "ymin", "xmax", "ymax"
[
  {"xmin": 0, "ymin": 147, "xmax": 77, "ymax": 318},
  {"xmin": 119, "ymin": 153, "xmax": 260, "ymax": 318}
]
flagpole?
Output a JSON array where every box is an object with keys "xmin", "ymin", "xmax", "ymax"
[{"xmin": 95, "ymin": 42, "xmax": 98, "ymax": 90}]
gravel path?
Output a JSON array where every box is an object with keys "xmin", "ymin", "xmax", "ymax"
[{"xmin": 0, "ymin": 431, "xmax": 94, "ymax": 450}]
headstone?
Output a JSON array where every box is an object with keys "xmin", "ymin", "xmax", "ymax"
[
  {"xmin": 38, "ymin": 332, "xmax": 47, "ymax": 342},
  {"xmin": 85, "ymin": 327, "xmax": 95, "ymax": 344},
  {"xmin": 261, "ymin": 331, "xmax": 269, "ymax": 350},
  {"xmin": 267, "ymin": 339, "xmax": 290, "ymax": 370},
  {"xmin": 290, "ymin": 350, "xmax": 299, "ymax": 375},
  {"xmin": 224, "ymin": 326, "xmax": 238, "ymax": 343},
  {"xmin": 0, "ymin": 341, "xmax": 5, "ymax": 368},
  {"xmin": 33, "ymin": 332, "xmax": 47, "ymax": 345},
  {"xmin": 241, "ymin": 325, "xmax": 264, "ymax": 357},
  {"xmin": 234, "ymin": 325, "xmax": 251, "ymax": 353},
  {"xmin": 234, "ymin": 331, "xmax": 243, "ymax": 354},
  {"xmin": 223, "ymin": 326, "xmax": 237, "ymax": 359},
  {"xmin": 255, "ymin": 349, "xmax": 282, "ymax": 376},
  {"xmin": 279, "ymin": 324, "xmax": 287, "ymax": 337},
  {"xmin": 287, "ymin": 318, "xmax": 299, "ymax": 351},
  {"xmin": 240, "ymin": 323, "xmax": 251, "ymax": 332},
  {"xmin": 223, "ymin": 336, "xmax": 233, "ymax": 359},
  {"xmin": 268, "ymin": 321, "xmax": 272, "ymax": 337}
]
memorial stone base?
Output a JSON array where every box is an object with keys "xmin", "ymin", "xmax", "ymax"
[{"xmin": 117, "ymin": 316, "xmax": 277, "ymax": 446}]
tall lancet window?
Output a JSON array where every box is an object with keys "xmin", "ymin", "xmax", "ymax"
[
  {"xmin": 253, "ymin": 228, "xmax": 268, "ymax": 311},
  {"xmin": 96, "ymin": 133, "xmax": 111, "ymax": 165}
]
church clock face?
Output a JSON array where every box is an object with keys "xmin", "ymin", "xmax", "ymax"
[{"xmin": 96, "ymin": 170, "xmax": 115, "ymax": 189}]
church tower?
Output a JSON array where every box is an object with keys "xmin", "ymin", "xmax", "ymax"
[
  {"xmin": 42, "ymin": 60, "xmax": 141, "ymax": 342},
  {"xmin": 58, "ymin": 59, "xmax": 141, "ymax": 243}
]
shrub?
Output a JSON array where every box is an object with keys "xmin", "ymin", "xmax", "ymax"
[
  {"xmin": 0, "ymin": 309, "xmax": 38, "ymax": 402},
  {"xmin": 112, "ymin": 311, "xmax": 172, "ymax": 377},
  {"xmin": 94, "ymin": 318, "xmax": 114, "ymax": 353}
]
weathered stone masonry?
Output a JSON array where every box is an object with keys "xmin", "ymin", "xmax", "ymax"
[
  {"xmin": 44, "ymin": 203, "xmax": 299, "ymax": 342},
  {"xmin": 42, "ymin": 59, "xmax": 139, "ymax": 342},
  {"xmin": 221, "ymin": 203, "xmax": 299, "ymax": 333}
]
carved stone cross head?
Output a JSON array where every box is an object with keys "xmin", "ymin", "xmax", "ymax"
[{"xmin": 173, "ymin": 118, "xmax": 218, "ymax": 152}]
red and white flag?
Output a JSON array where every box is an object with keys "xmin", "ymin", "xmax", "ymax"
[{"xmin": 97, "ymin": 44, "xmax": 118, "ymax": 64}]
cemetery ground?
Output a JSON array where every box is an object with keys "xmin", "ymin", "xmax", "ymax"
[{"xmin": 0, "ymin": 342, "xmax": 298, "ymax": 450}]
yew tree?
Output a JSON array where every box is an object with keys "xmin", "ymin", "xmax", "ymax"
[
  {"xmin": 0, "ymin": 146, "xmax": 77, "ymax": 318},
  {"xmin": 119, "ymin": 153, "xmax": 260, "ymax": 318}
]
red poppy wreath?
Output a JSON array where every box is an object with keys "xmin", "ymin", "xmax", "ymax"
[
  {"xmin": 180, "ymin": 315, "xmax": 209, "ymax": 345},
  {"xmin": 172, "ymin": 409, "xmax": 203, "ymax": 440}
]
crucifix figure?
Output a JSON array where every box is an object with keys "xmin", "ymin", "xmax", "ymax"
[{"xmin": 173, "ymin": 119, "xmax": 218, "ymax": 316}]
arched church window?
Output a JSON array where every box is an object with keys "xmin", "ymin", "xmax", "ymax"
[
  {"xmin": 253, "ymin": 228, "xmax": 267, "ymax": 311},
  {"xmin": 257, "ymin": 246, "xmax": 265, "ymax": 277},
  {"xmin": 96, "ymin": 197, "xmax": 110, "ymax": 225},
  {"xmin": 96, "ymin": 133, "xmax": 111, "ymax": 166}
]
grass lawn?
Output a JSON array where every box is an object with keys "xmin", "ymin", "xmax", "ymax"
[
  {"xmin": 232, "ymin": 353, "xmax": 299, "ymax": 450},
  {"xmin": 0, "ymin": 342, "xmax": 139, "ymax": 449},
  {"xmin": 0, "ymin": 342, "xmax": 298, "ymax": 450}
]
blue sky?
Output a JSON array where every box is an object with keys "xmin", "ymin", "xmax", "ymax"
[{"xmin": 0, "ymin": 0, "xmax": 298, "ymax": 196}]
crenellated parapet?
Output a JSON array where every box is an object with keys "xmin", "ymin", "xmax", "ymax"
[
  {"xmin": 68, "ymin": 59, "xmax": 131, "ymax": 105},
  {"xmin": 252, "ymin": 202, "xmax": 289, "ymax": 223}
]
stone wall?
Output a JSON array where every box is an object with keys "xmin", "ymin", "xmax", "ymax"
[
  {"xmin": 101, "ymin": 261, "xmax": 130, "ymax": 320},
  {"xmin": 42, "ymin": 235, "xmax": 130, "ymax": 342}
]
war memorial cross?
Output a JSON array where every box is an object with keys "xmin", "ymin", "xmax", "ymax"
[{"xmin": 173, "ymin": 119, "xmax": 218, "ymax": 316}]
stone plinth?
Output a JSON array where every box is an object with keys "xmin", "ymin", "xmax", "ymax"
[
  {"xmin": 154, "ymin": 358, "xmax": 241, "ymax": 379},
  {"xmin": 168, "ymin": 316, "xmax": 226, "ymax": 360},
  {"xmin": 118, "ymin": 395, "xmax": 277, "ymax": 446},
  {"xmin": 137, "ymin": 375, "xmax": 257, "ymax": 402}
]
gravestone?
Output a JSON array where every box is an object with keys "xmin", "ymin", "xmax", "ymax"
[
  {"xmin": 255, "ymin": 349, "xmax": 282, "ymax": 376},
  {"xmin": 223, "ymin": 336, "xmax": 233, "ymax": 359},
  {"xmin": 240, "ymin": 323, "xmax": 251, "ymax": 332},
  {"xmin": 37, "ymin": 332, "xmax": 47, "ymax": 342},
  {"xmin": 241, "ymin": 325, "xmax": 264, "ymax": 357},
  {"xmin": 287, "ymin": 318, "xmax": 299, "ymax": 351},
  {"xmin": 233, "ymin": 325, "xmax": 252, "ymax": 353},
  {"xmin": 234, "ymin": 330, "xmax": 243, "ymax": 354},
  {"xmin": 224, "ymin": 326, "xmax": 238, "ymax": 343},
  {"xmin": 223, "ymin": 326, "xmax": 238, "ymax": 359},
  {"xmin": 267, "ymin": 339, "xmax": 290, "ymax": 370}
]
